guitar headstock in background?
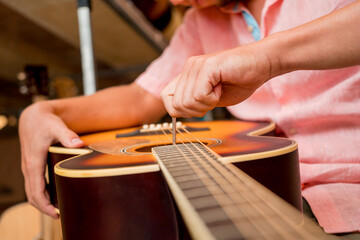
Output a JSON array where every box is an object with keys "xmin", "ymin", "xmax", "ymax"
[{"xmin": 18, "ymin": 65, "xmax": 49, "ymax": 103}]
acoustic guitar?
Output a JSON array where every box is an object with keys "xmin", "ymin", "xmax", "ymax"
[{"xmin": 47, "ymin": 120, "xmax": 329, "ymax": 240}]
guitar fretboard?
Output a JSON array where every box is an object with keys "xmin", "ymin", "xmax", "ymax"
[{"xmin": 153, "ymin": 143, "xmax": 319, "ymax": 240}]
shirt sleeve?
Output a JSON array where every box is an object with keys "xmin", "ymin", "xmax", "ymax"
[{"xmin": 135, "ymin": 8, "xmax": 204, "ymax": 98}]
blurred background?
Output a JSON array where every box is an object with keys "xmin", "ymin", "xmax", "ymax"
[{"xmin": 0, "ymin": 0, "xmax": 185, "ymax": 218}]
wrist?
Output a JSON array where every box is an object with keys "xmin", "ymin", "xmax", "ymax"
[
  {"xmin": 21, "ymin": 101, "xmax": 53, "ymax": 120},
  {"xmin": 257, "ymin": 32, "xmax": 291, "ymax": 80},
  {"xmin": 33, "ymin": 100, "xmax": 56, "ymax": 116}
]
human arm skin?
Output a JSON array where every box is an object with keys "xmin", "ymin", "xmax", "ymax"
[
  {"xmin": 19, "ymin": 83, "xmax": 166, "ymax": 218},
  {"xmin": 161, "ymin": 0, "xmax": 360, "ymax": 117},
  {"xmin": 49, "ymin": 83, "xmax": 166, "ymax": 133}
]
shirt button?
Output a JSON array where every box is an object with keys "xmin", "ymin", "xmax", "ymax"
[
  {"xmin": 289, "ymin": 128, "xmax": 297, "ymax": 135},
  {"xmin": 247, "ymin": 25, "xmax": 254, "ymax": 33}
]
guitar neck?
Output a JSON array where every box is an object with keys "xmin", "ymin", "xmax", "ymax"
[{"xmin": 152, "ymin": 143, "xmax": 320, "ymax": 240}]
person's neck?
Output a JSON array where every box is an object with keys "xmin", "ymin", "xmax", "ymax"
[{"xmin": 244, "ymin": 0, "xmax": 265, "ymax": 25}]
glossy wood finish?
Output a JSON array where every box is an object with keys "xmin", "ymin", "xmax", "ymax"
[
  {"xmin": 152, "ymin": 144, "xmax": 306, "ymax": 239},
  {"xmin": 48, "ymin": 120, "xmax": 302, "ymax": 239},
  {"xmin": 56, "ymin": 171, "xmax": 178, "ymax": 240},
  {"xmin": 234, "ymin": 150, "xmax": 301, "ymax": 211},
  {"xmin": 55, "ymin": 121, "xmax": 295, "ymax": 169}
]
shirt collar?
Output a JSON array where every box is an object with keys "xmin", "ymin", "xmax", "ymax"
[{"xmin": 219, "ymin": 1, "xmax": 246, "ymax": 13}]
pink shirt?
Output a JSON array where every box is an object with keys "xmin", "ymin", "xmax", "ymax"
[{"xmin": 136, "ymin": 0, "xmax": 360, "ymax": 233}]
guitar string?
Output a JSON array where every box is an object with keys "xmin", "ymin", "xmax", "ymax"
[
  {"xmin": 160, "ymin": 125, "xmax": 261, "ymax": 212},
  {"xmin": 142, "ymin": 123, "xmax": 170, "ymax": 150},
  {"xmin": 154, "ymin": 123, "xmax": 310, "ymax": 239},
  {"xmin": 157, "ymin": 128, "xmax": 258, "ymax": 239},
  {"xmin": 158, "ymin": 126, "xmax": 282, "ymax": 239},
  {"xmin": 178, "ymin": 127, "xmax": 314, "ymax": 239},
  {"xmin": 158, "ymin": 128, "xmax": 267, "ymax": 238},
  {"xmin": 171, "ymin": 129, "xmax": 296, "ymax": 239}
]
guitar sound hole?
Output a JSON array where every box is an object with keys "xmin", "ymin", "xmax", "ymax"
[{"xmin": 135, "ymin": 142, "xmax": 208, "ymax": 153}]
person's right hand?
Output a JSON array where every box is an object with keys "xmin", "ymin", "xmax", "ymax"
[
  {"xmin": 161, "ymin": 44, "xmax": 278, "ymax": 118},
  {"xmin": 19, "ymin": 102, "xmax": 84, "ymax": 218}
]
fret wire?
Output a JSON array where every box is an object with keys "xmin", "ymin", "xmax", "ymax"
[
  {"xmin": 164, "ymin": 129, "xmax": 264, "ymax": 212},
  {"xmin": 179, "ymin": 128, "xmax": 315, "ymax": 239},
  {"xmin": 158, "ymin": 125, "xmax": 313, "ymax": 239},
  {"xmin": 157, "ymin": 129, "xmax": 250, "ymax": 237},
  {"xmin": 178, "ymin": 135, "xmax": 300, "ymax": 240},
  {"xmin": 170, "ymin": 136, "xmax": 273, "ymax": 238},
  {"xmin": 155, "ymin": 144, "xmax": 303, "ymax": 239},
  {"xmin": 219, "ymin": 162, "xmax": 315, "ymax": 239},
  {"xmin": 176, "ymin": 129, "xmax": 303, "ymax": 239},
  {"xmin": 148, "ymin": 126, "xmax": 271, "ymax": 237}
]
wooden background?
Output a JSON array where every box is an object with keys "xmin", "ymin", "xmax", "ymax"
[{"xmin": 0, "ymin": 0, "xmax": 181, "ymax": 217}]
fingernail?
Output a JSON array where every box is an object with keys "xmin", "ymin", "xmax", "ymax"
[{"xmin": 71, "ymin": 138, "xmax": 83, "ymax": 145}]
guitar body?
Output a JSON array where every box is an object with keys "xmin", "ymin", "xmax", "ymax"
[{"xmin": 47, "ymin": 120, "xmax": 301, "ymax": 240}]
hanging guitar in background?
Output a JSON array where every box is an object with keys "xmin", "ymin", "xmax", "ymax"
[
  {"xmin": 18, "ymin": 65, "xmax": 49, "ymax": 103},
  {"xmin": 47, "ymin": 120, "xmax": 334, "ymax": 240}
]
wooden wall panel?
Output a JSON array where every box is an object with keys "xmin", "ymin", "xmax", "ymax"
[
  {"xmin": 0, "ymin": 2, "xmax": 84, "ymax": 80},
  {"xmin": 0, "ymin": 0, "xmax": 160, "ymax": 81}
]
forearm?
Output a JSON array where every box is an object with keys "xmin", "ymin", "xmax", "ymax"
[
  {"xmin": 40, "ymin": 83, "xmax": 166, "ymax": 134},
  {"xmin": 264, "ymin": 0, "xmax": 360, "ymax": 75}
]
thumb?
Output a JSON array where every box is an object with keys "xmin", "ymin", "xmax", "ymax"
[
  {"xmin": 212, "ymin": 83, "xmax": 222, "ymax": 102},
  {"xmin": 56, "ymin": 128, "xmax": 84, "ymax": 148}
]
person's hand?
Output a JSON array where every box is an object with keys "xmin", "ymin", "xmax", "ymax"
[
  {"xmin": 19, "ymin": 102, "xmax": 84, "ymax": 218},
  {"xmin": 161, "ymin": 45, "xmax": 277, "ymax": 118}
]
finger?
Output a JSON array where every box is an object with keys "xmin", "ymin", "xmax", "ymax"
[
  {"xmin": 22, "ymin": 165, "xmax": 32, "ymax": 207},
  {"xmin": 169, "ymin": 92, "xmax": 214, "ymax": 118},
  {"xmin": 172, "ymin": 57, "xmax": 204, "ymax": 115},
  {"xmin": 52, "ymin": 120, "xmax": 84, "ymax": 148},
  {"xmin": 181, "ymin": 57, "xmax": 204, "ymax": 108},
  {"xmin": 32, "ymin": 175, "xmax": 59, "ymax": 218},
  {"xmin": 173, "ymin": 106, "xmax": 210, "ymax": 118},
  {"xmin": 21, "ymin": 142, "xmax": 47, "ymax": 213},
  {"xmin": 192, "ymin": 67, "xmax": 222, "ymax": 107},
  {"xmin": 174, "ymin": 76, "xmax": 220, "ymax": 116},
  {"xmin": 161, "ymin": 75, "xmax": 181, "ymax": 117},
  {"xmin": 23, "ymin": 153, "xmax": 59, "ymax": 218},
  {"xmin": 176, "ymin": 89, "xmax": 215, "ymax": 114},
  {"xmin": 173, "ymin": 61, "xmax": 194, "ymax": 113}
]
